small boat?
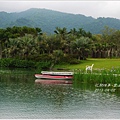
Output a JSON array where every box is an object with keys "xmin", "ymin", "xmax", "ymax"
[
  {"xmin": 41, "ymin": 71, "xmax": 74, "ymax": 76},
  {"xmin": 35, "ymin": 74, "xmax": 73, "ymax": 80},
  {"xmin": 35, "ymin": 79, "xmax": 72, "ymax": 84}
]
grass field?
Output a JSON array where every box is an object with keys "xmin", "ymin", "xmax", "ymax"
[
  {"xmin": 55, "ymin": 58, "xmax": 120, "ymax": 84},
  {"xmin": 55, "ymin": 58, "xmax": 120, "ymax": 71}
]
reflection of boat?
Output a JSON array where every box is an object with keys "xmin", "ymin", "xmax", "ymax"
[
  {"xmin": 35, "ymin": 74, "xmax": 73, "ymax": 80},
  {"xmin": 41, "ymin": 71, "xmax": 74, "ymax": 76},
  {"xmin": 35, "ymin": 79, "xmax": 73, "ymax": 84}
]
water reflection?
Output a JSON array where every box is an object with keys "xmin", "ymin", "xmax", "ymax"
[{"xmin": 0, "ymin": 70, "xmax": 120, "ymax": 119}]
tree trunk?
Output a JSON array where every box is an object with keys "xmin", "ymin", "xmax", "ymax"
[
  {"xmin": 115, "ymin": 50, "xmax": 118, "ymax": 58},
  {"xmin": 0, "ymin": 43, "xmax": 2, "ymax": 59},
  {"xmin": 107, "ymin": 49, "xmax": 110, "ymax": 58}
]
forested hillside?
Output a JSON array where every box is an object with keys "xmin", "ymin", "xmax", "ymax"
[{"xmin": 0, "ymin": 8, "xmax": 120, "ymax": 34}]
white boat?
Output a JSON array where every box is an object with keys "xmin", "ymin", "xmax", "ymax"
[{"xmin": 41, "ymin": 71, "xmax": 74, "ymax": 76}]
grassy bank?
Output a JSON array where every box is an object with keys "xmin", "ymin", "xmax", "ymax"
[
  {"xmin": 73, "ymin": 70, "xmax": 120, "ymax": 84},
  {"xmin": 55, "ymin": 58, "xmax": 120, "ymax": 70},
  {"xmin": 55, "ymin": 58, "xmax": 120, "ymax": 85}
]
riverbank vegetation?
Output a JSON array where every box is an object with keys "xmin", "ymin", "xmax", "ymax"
[
  {"xmin": 1, "ymin": 26, "xmax": 120, "ymax": 87},
  {"xmin": 55, "ymin": 58, "xmax": 120, "ymax": 85},
  {"xmin": 0, "ymin": 26, "xmax": 120, "ymax": 64},
  {"xmin": 0, "ymin": 26, "xmax": 120, "ymax": 71},
  {"xmin": 55, "ymin": 58, "xmax": 120, "ymax": 70},
  {"xmin": 73, "ymin": 68, "xmax": 120, "ymax": 84}
]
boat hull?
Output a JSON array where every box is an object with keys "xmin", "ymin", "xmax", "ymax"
[
  {"xmin": 35, "ymin": 79, "xmax": 72, "ymax": 84},
  {"xmin": 35, "ymin": 74, "xmax": 73, "ymax": 80}
]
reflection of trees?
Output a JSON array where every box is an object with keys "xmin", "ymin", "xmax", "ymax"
[
  {"xmin": 41, "ymin": 85, "xmax": 69, "ymax": 107},
  {"xmin": 0, "ymin": 68, "xmax": 35, "ymax": 84}
]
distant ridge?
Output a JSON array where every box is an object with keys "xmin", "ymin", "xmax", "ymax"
[{"xmin": 0, "ymin": 8, "xmax": 120, "ymax": 34}]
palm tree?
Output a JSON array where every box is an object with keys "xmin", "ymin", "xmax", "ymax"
[
  {"xmin": 69, "ymin": 28, "xmax": 78, "ymax": 36},
  {"xmin": 54, "ymin": 27, "xmax": 68, "ymax": 40},
  {"xmin": 71, "ymin": 37, "xmax": 91, "ymax": 60},
  {"xmin": 0, "ymin": 29, "xmax": 10, "ymax": 58},
  {"xmin": 50, "ymin": 50, "xmax": 64, "ymax": 70},
  {"xmin": 3, "ymin": 34, "xmax": 38, "ymax": 59}
]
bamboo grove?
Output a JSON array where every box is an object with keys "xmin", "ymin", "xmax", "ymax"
[{"xmin": 0, "ymin": 26, "xmax": 120, "ymax": 65}]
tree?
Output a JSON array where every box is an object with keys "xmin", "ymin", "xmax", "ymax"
[
  {"xmin": 71, "ymin": 37, "xmax": 91, "ymax": 60},
  {"xmin": 0, "ymin": 29, "xmax": 10, "ymax": 59},
  {"xmin": 3, "ymin": 34, "xmax": 38, "ymax": 59},
  {"xmin": 101, "ymin": 26, "xmax": 119, "ymax": 58},
  {"xmin": 54, "ymin": 27, "xmax": 68, "ymax": 40},
  {"xmin": 1, "ymin": 26, "xmax": 43, "ymax": 59},
  {"xmin": 110, "ymin": 30, "xmax": 120, "ymax": 57}
]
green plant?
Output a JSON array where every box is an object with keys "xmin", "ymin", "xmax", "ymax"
[{"xmin": 73, "ymin": 68, "xmax": 120, "ymax": 84}]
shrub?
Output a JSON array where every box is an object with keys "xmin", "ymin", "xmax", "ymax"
[
  {"xmin": 0, "ymin": 58, "xmax": 53, "ymax": 71},
  {"xmin": 0, "ymin": 58, "xmax": 11, "ymax": 67},
  {"xmin": 35, "ymin": 61, "xmax": 51, "ymax": 70},
  {"xmin": 0, "ymin": 58, "xmax": 35, "ymax": 68},
  {"xmin": 27, "ymin": 54, "xmax": 52, "ymax": 62},
  {"xmin": 69, "ymin": 59, "xmax": 80, "ymax": 64},
  {"xmin": 60, "ymin": 54, "xmax": 79, "ymax": 64}
]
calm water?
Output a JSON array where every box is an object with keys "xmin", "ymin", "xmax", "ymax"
[{"xmin": 0, "ymin": 68, "xmax": 120, "ymax": 119}]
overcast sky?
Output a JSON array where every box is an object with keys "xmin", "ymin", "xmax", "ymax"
[{"xmin": 0, "ymin": 1, "xmax": 120, "ymax": 19}]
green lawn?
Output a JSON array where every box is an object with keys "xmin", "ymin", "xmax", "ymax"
[{"xmin": 55, "ymin": 58, "xmax": 120, "ymax": 70}]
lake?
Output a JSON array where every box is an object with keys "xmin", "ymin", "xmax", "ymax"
[{"xmin": 0, "ymin": 68, "xmax": 120, "ymax": 119}]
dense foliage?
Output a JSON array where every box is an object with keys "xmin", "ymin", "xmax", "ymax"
[
  {"xmin": 0, "ymin": 25, "xmax": 120, "ymax": 69},
  {"xmin": 0, "ymin": 58, "xmax": 51, "ymax": 70}
]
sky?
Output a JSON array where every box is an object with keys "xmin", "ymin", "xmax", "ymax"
[{"xmin": 0, "ymin": 1, "xmax": 120, "ymax": 19}]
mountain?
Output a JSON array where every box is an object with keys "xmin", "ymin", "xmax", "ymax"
[{"xmin": 0, "ymin": 8, "xmax": 120, "ymax": 34}]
